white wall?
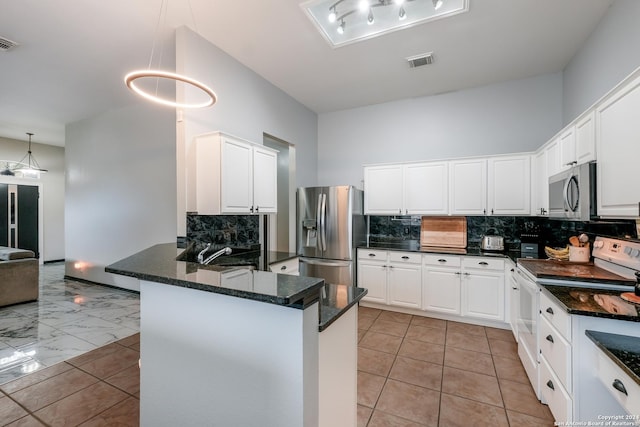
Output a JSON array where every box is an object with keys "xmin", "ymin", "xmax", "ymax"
[
  {"xmin": 65, "ymin": 103, "xmax": 176, "ymax": 291},
  {"xmin": 317, "ymin": 73, "xmax": 563, "ymax": 188},
  {"xmin": 175, "ymin": 27, "xmax": 318, "ymax": 236},
  {"xmin": 562, "ymin": 0, "xmax": 640, "ymax": 124},
  {"xmin": 0, "ymin": 137, "xmax": 65, "ymax": 261}
]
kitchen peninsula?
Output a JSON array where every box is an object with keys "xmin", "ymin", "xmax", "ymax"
[{"xmin": 106, "ymin": 244, "xmax": 366, "ymax": 427}]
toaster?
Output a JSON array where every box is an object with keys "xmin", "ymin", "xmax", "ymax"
[{"xmin": 481, "ymin": 235, "xmax": 504, "ymax": 251}]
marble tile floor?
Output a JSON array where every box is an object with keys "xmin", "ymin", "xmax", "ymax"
[
  {"xmin": 357, "ymin": 307, "xmax": 555, "ymax": 426},
  {"xmin": 0, "ymin": 262, "xmax": 140, "ymax": 386}
]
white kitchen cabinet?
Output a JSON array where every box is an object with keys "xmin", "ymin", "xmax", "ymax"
[
  {"xmin": 546, "ymin": 138, "xmax": 561, "ymax": 178},
  {"xmin": 422, "ymin": 255, "xmax": 461, "ymax": 315},
  {"xmin": 363, "ymin": 165, "xmax": 404, "ymax": 215},
  {"xmin": 196, "ymin": 132, "xmax": 277, "ymax": 215},
  {"xmin": 449, "ymin": 159, "xmax": 487, "ymax": 215},
  {"xmin": 461, "ymin": 258, "xmax": 505, "ymax": 322},
  {"xmin": 404, "ymin": 162, "xmax": 448, "ymax": 215},
  {"xmin": 357, "ymin": 250, "xmax": 421, "ymax": 308},
  {"xmin": 506, "ymin": 260, "xmax": 518, "ymax": 341},
  {"xmin": 364, "ymin": 162, "xmax": 448, "ymax": 215},
  {"xmin": 575, "ymin": 111, "xmax": 596, "ymax": 165},
  {"xmin": 532, "ymin": 149, "xmax": 548, "ymax": 216},
  {"xmin": 559, "ymin": 126, "xmax": 577, "ymax": 171},
  {"xmin": 596, "ymin": 74, "xmax": 640, "ymax": 217},
  {"xmin": 487, "ymin": 155, "xmax": 531, "ymax": 215}
]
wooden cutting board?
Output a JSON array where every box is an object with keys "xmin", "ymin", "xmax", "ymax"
[{"xmin": 420, "ymin": 216, "xmax": 467, "ymax": 248}]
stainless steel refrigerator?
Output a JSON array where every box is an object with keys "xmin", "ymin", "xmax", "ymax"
[{"xmin": 297, "ymin": 186, "xmax": 366, "ymax": 286}]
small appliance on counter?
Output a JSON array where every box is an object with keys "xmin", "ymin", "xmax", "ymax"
[
  {"xmin": 480, "ymin": 229, "xmax": 504, "ymax": 252},
  {"xmin": 520, "ymin": 222, "xmax": 540, "ymax": 258}
]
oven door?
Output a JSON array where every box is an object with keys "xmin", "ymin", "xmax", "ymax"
[{"xmin": 516, "ymin": 267, "xmax": 540, "ymax": 399}]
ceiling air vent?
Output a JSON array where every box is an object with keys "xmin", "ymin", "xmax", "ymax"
[
  {"xmin": 0, "ymin": 36, "xmax": 19, "ymax": 52},
  {"xmin": 407, "ymin": 52, "xmax": 434, "ymax": 68}
]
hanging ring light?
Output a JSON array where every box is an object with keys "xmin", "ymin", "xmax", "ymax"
[
  {"xmin": 124, "ymin": 70, "xmax": 216, "ymax": 109},
  {"xmin": 124, "ymin": 0, "xmax": 217, "ymax": 109}
]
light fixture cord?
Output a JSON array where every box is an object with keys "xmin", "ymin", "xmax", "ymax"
[{"xmin": 188, "ymin": 0, "xmax": 199, "ymax": 34}]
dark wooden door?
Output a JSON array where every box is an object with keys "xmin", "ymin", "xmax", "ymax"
[
  {"xmin": 17, "ymin": 185, "xmax": 39, "ymax": 257},
  {"xmin": 0, "ymin": 184, "xmax": 7, "ymax": 246}
]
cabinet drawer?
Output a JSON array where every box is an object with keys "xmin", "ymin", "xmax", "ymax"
[
  {"xmin": 269, "ymin": 257, "xmax": 299, "ymax": 275},
  {"xmin": 540, "ymin": 291, "xmax": 571, "ymax": 341},
  {"xmin": 462, "ymin": 257, "xmax": 505, "ymax": 271},
  {"xmin": 423, "ymin": 254, "xmax": 461, "ymax": 267},
  {"xmin": 595, "ymin": 346, "xmax": 640, "ymax": 419},
  {"xmin": 389, "ymin": 251, "xmax": 421, "ymax": 264},
  {"xmin": 540, "ymin": 355, "xmax": 573, "ymax": 424},
  {"xmin": 539, "ymin": 316, "xmax": 572, "ymax": 392},
  {"xmin": 358, "ymin": 249, "xmax": 387, "ymax": 261}
]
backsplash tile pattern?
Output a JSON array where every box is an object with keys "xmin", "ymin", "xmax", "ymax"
[
  {"xmin": 369, "ymin": 215, "xmax": 637, "ymax": 252},
  {"xmin": 186, "ymin": 214, "xmax": 260, "ymax": 252}
]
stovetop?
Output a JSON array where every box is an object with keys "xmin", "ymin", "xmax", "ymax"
[{"xmin": 517, "ymin": 259, "xmax": 635, "ymax": 286}]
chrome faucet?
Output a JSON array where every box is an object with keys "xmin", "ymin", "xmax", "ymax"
[
  {"xmin": 202, "ymin": 247, "xmax": 232, "ymax": 265},
  {"xmin": 197, "ymin": 243, "xmax": 212, "ymax": 264}
]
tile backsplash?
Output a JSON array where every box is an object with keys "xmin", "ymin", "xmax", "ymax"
[
  {"xmin": 369, "ymin": 215, "xmax": 637, "ymax": 251},
  {"xmin": 185, "ymin": 214, "xmax": 260, "ymax": 252}
]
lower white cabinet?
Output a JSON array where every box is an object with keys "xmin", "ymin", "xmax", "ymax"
[
  {"xmin": 461, "ymin": 258, "xmax": 505, "ymax": 322},
  {"xmin": 422, "ymin": 255, "xmax": 461, "ymax": 315},
  {"xmin": 506, "ymin": 260, "xmax": 518, "ymax": 341},
  {"xmin": 358, "ymin": 250, "xmax": 421, "ymax": 308}
]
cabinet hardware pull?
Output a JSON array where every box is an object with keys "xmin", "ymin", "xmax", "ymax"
[
  {"xmin": 491, "ymin": 209, "xmax": 494, "ymax": 215},
  {"xmin": 483, "ymin": 209, "xmax": 486, "ymax": 215},
  {"xmin": 512, "ymin": 286, "xmax": 518, "ymax": 290},
  {"xmin": 546, "ymin": 307, "xmax": 554, "ymax": 315},
  {"xmin": 256, "ymin": 206, "xmax": 259, "ymax": 212},
  {"xmin": 546, "ymin": 380, "xmax": 554, "ymax": 390},
  {"xmin": 455, "ymin": 272, "xmax": 461, "ymax": 275},
  {"xmin": 546, "ymin": 335, "xmax": 554, "ymax": 343},
  {"xmin": 438, "ymin": 259, "xmax": 447, "ymax": 263},
  {"xmin": 510, "ymin": 268, "xmax": 514, "ymax": 272},
  {"xmin": 612, "ymin": 379, "xmax": 628, "ymax": 396},
  {"xmin": 463, "ymin": 272, "xmax": 470, "ymax": 276},
  {"xmin": 406, "ymin": 209, "xmax": 408, "ymax": 215},
  {"xmin": 250, "ymin": 206, "xmax": 254, "ymax": 213},
  {"xmin": 399, "ymin": 208, "xmax": 402, "ymax": 214},
  {"xmin": 401, "ymin": 256, "xmax": 409, "ymax": 260},
  {"xmin": 280, "ymin": 266, "xmax": 287, "ymax": 270},
  {"xmin": 479, "ymin": 262, "xmax": 489, "ymax": 266},
  {"xmin": 368, "ymin": 253, "xmax": 376, "ymax": 257},
  {"xmin": 388, "ymin": 265, "xmax": 394, "ymax": 269}
]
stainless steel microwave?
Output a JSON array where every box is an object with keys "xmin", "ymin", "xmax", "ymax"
[{"xmin": 548, "ymin": 162, "xmax": 597, "ymax": 221}]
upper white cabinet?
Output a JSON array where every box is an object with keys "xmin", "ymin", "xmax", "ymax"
[
  {"xmin": 559, "ymin": 127, "xmax": 577, "ymax": 171},
  {"xmin": 196, "ymin": 132, "xmax": 277, "ymax": 215},
  {"xmin": 449, "ymin": 159, "xmax": 487, "ymax": 215},
  {"xmin": 546, "ymin": 138, "xmax": 561, "ymax": 178},
  {"xmin": 596, "ymin": 74, "xmax": 640, "ymax": 217},
  {"xmin": 532, "ymin": 150, "xmax": 548, "ymax": 216},
  {"xmin": 364, "ymin": 162, "xmax": 448, "ymax": 215},
  {"xmin": 575, "ymin": 111, "xmax": 596, "ymax": 165},
  {"xmin": 487, "ymin": 155, "xmax": 531, "ymax": 215}
]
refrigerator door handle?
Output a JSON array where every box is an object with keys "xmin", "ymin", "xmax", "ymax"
[
  {"xmin": 319, "ymin": 193, "xmax": 327, "ymax": 252},
  {"xmin": 316, "ymin": 193, "xmax": 323, "ymax": 252},
  {"xmin": 299, "ymin": 257, "xmax": 351, "ymax": 268}
]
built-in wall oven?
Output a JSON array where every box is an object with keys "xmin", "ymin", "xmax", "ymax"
[{"xmin": 515, "ymin": 266, "xmax": 540, "ymax": 398}]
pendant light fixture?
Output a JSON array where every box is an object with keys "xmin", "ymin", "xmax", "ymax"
[
  {"xmin": 13, "ymin": 133, "xmax": 47, "ymax": 175},
  {"xmin": 124, "ymin": 0, "xmax": 217, "ymax": 109}
]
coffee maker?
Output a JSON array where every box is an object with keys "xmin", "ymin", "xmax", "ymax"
[{"xmin": 520, "ymin": 222, "xmax": 540, "ymax": 259}]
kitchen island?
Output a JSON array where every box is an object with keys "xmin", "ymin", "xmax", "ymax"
[{"xmin": 106, "ymin": 243, "xmax": 366, "ymax": 427}]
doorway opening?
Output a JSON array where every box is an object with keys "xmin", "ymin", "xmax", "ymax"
[
  {"xmin": 263, "ymin": 134, "xmax": 296, "ymax": 252},
  {"xmin": 0, "ymin": 181, "xmax": 42, "ymax": 258}
]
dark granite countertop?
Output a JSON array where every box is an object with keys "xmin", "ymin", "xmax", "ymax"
[
  {"xmin": 518, "ymin": 259, "xmax": 635, "ymax": 286},
  {"xmin": 586, "ymin": 330, "xmax": 640, "ymax": 386},
  {"xmin": 540, "ymin": 285, "xmax": 640, "ymax": 322},
  {"xmin": 106, "ymin": 243, "xmax": 322, "ymax": 309},
  {"xmin": 319, "ymin": 284, "xmax": 367, "ymax": 332},
  {"xmin": 361, "ymin": 243, "xmax": 520, "ymax": 263}
]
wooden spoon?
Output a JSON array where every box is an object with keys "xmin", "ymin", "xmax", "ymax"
[{"xmin": 569, "ymin": 236, "xmax": 580, "ymax": 247}]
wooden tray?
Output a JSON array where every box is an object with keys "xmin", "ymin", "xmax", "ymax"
[{"xmin": 420, "ymin": 217, "xmax": 467, "ymax": 248}]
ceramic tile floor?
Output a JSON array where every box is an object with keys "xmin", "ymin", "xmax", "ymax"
[
  {"xmin": 0, "ymin": 262, "xmax": 140, "ymax": 385},
  {"xmin": 357, "ymin": 306, "xmax": 555, "ymax": 427}
]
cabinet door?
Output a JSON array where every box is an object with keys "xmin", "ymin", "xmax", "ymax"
[
  {"xmin": 546, "ymin": 139, "xmax": 561, "ymax": 178},
  {"xmin": 221, "ymin": 137, "xmax": 253, "ymax": 213},
  {"xmin": 358, "ymin": 262, "xmax": 388, "ymax": 304},
  {"xmin": 364, "ymin": 165, "xmax": 404, "ymax": 215},
  {"xmin": 252, "ymin": 146, "xmax": 277, "ymax": 213},
  {"xmin": 575, "ymin": 111, "xmax": 596, "ymax": 164},
  {"xmin": 423, "ymin": 267, "xmax": 461, "ymax": 315},
  {"xmin": 449, "ymin": 159, "xmax": 487, "ymax": 215},
  {"xmin": 388, "ymin": 264, "xmax": 422, "ymax": 309},
  {"xmin": 596, "ymin": 75, "xmax": 640, "ymax": 217},
  {"xmin": 488, "ymin": 155, "xmax": 530, "ymax": 215},
  {"xmin": 559, "ymin": 127, "xmax": 576, "ymax": 171},
  {"xmin": 533, "ymin": 150, "xmax": 548, "ymax": 216},
  {"xmin": 404, "ymin": 162, "xmax": 448, "ymax": 215},
  {"xmin": 462, "ymin": 270, "xmax": 504, "ymax": 321}
]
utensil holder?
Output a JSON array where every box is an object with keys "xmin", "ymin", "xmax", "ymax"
[{"xmin": 569, "ymin": 246, "xmax": 590, "ymax": 262}]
